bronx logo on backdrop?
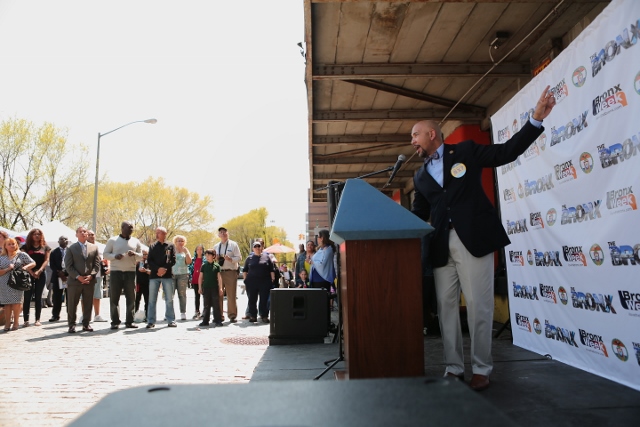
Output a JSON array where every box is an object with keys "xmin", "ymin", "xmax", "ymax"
[
  {"xmin": 550, "ymin": 111, "xmax": 588, "ymax": 148},
  {"xmin": 597, "ymin": 131, "xmax": 640, "ymax": 169},
  {"xmin": 513, "ymin": 281, "xmax": 538, "ymax": 300},
  {"xmin": 579, "ymin": 328, "xmax": 609, "ymax": 357},
  {"xmin": 508, "ymin": 250, "xmax": 525, "ymax": 266},
  {"xmin": 506, "ymin": 219, "xmax": 528, "ymax": 235},
  {"xmin": 606, "ymin": 185, "xmax": 637, "ymax": 214},
  {"xmin": 530, "ymin": 249, "xmax": 562, "ymax": 267},
  {"xmin": 562, "ymin": 245, "xmax": 588, "ymax": 266},
  {"xmin": 545, "ymin": 319, "xmax": 578, "ymax": 348},
  {"xmin": 540, "ymin": 284, "xmax": 557, "ymax": 304},
  {"xmin": 550, "ymin": 78, "xmax": 570, "ymax": 104},
  {"xmin": 554, "ymin": 159, "xmax": 578, "ymax": 184},
  {"xmin": 518, "ymin": 174, "xmax": 554, "ymax": 198},
  {"xmin": 593, "ymin": 84, "xmax": 628, "ymax": 119},
  {"xmin": 618, "ymin": 290, "xmax": 640, "ymax": 318},
  {"xmin": 503, "ymin": 188, "xmax": 517, "ymax": 204},
  {"xmin": 529, "ymin": 211, "xmax": 544, "ymax": 230},
  {"xmin": 608, "ymin": 241, "xmax": 640, "ymax": 267},
  {"xmin": 571, "ymin": 287, "xmax": 616, "ymax": 314},
  {"xmin": 591, "ymin": 18, "xmax": 640, "ymax": 79},
  {"xmin": 501, "ymin": 157, "xmax": 522, "ymax": 175},
  {"xmin": 515, "ymin": 313, "xmax": 532, "ymax": 332},
  {"xmin": 497, "ymin": 125, "xmax": 511, "ymax": 143},
  {"xmin": 561, "ymin": 200, "xmax": 601, "ymax": 226}
]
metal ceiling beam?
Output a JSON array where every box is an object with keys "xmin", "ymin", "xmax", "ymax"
[
  {"xmin": 313, "ymin": 155, "xmax": 422, "ymax": 165},
  {"xmin": 311, "ymin": 0, "xmax": 596, "ymax": 3},
  {"xmin": 314, "ymin": 134, "xmax": 409, "ymax": 145},
  {"xmin": 314, "ymin": 171, "xmax": 415, "ymax": 180},
  {"xmin": 313, "ymin": 108, "xmax": 484, "ymax": 123},
  {"xmin": 314, "ymin": 63, "xmax": 530, "ymax": 79},
  {"xmin": 345, "ymin": 79, "xmax": 485, "ymax": 114}
]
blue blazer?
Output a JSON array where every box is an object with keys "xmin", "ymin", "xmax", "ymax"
[{"xmin": 412, "ymin": 121, "xmax": 544, "ymax": 268}]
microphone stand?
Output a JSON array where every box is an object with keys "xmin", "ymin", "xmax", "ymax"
[{"xmin": 313, "ymin": 245, "xmax": 342, "ymax": 380}]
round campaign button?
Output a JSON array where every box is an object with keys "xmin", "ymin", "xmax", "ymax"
[{"xmin": 451, "ymin": 163, "xmax": 466, "ymax": 178}]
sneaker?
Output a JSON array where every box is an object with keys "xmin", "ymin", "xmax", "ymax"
[
  {"xmin": 180, "ymin": 313, "xmax": 187, "ymax": 321},
  {"xmin": 146, "ymin": 323, "xmax": 155, "ymax": 329},
  {"xmin": 94, "ymin": 315, "xmax": 107, "ymax": 322},
  {"xmin": 198, "ymin": 322, "xmax": 210, "ymax": 327},
  {"xmin": 192, "ymin": 312, "xmax": 201, "ymax": 320},
  {"xmin": 23, "ymin": 321, "xmax": 30, "ymax": 327},
  {"xmin": 34, "ymin": 320, "xmax": 42, "ymax": 326},
  {"xmin": 167, "ymin": 322, "xmax": 177, "ymax": 327}
]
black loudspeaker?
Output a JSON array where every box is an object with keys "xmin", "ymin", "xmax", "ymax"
[{"xmin": 269, "ymin": 289, "xmax": 328, "ymax": 345}]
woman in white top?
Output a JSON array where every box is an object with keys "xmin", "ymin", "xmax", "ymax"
[{"xmin": 172, "ymin": 235, "xmax": 192, "ymax": 321}]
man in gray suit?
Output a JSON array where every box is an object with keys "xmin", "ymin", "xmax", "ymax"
[{"xmin": 64, "ymin": 226, "xmax": 101, "ymax": 333}]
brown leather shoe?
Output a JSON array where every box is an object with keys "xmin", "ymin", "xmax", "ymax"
[
  {"xmin": 469, "ymin": 374, "xmax": 490, "ymax": 391},
  {"xmin": 82, "ymin": 326, "xmax": 94, "ymax": 332}
]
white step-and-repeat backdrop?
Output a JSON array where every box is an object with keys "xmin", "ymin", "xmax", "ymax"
[{"xmin": 491, "ymin": 0, "xmax": 640, "ymax": 391}]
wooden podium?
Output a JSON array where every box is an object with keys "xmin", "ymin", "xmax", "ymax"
[{"xmin": 330, "ymin": 179, "xmax": 433, "ymax": 379}]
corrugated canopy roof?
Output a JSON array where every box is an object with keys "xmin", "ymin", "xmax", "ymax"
[{"xmin": 304, "ymin": 0, "xmax": 609, "ymax": 203}]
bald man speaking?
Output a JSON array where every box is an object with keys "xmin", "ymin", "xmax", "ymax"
[{"xmin": 411, "ymin": 86, "xmax": 556, "ymax": 391}]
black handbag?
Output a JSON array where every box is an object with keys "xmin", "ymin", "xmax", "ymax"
[{"xmin": 8, "ymin": 267, "xmax": 32, "ymax": 291}]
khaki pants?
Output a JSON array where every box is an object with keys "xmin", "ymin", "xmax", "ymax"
[
  {"xmin": 434, "ymin": 229, "xmax": 494, "ymax": 377},
  {"xmin": 219, "ymin": 270, "xmax": 238, "ymax": 320}
]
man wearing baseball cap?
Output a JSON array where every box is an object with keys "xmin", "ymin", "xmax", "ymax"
[{"xmin": 215, "ymin": 227, "xmax": 242, "ymax": 323}]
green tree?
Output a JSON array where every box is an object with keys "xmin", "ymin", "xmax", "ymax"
[
  {"xmin": 0, "ymin": 117, "xmax": 89, "ymax": 230},
  {"xmin": 81, "ymin": 177, "xmax": 214, "ymax": 244},
  {"xmin": 221, "ymin": 207, "xmax": 294, "ymax": 265}
]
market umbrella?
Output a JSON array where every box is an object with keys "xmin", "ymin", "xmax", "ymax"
[{"xmin": 263, "ymin": 243, "xmax": 296, "ymax": 254}]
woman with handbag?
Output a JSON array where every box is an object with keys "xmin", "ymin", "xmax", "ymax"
[
  {"xmin": 0, "ymin": 237, "xmax": 36, "ymax": 331},
  {"xmin": 21, "ymin": 228, "xmax": 51, "ymax": 327}
]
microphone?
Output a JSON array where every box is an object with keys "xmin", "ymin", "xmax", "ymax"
[{"xmin": 385, "ymin": 154, "xmax": 406, "ymax": 188}]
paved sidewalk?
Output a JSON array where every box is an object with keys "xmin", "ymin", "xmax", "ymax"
[{"xmin": 0, "ymin": 283, "xmax": 269, "ymax": 427}]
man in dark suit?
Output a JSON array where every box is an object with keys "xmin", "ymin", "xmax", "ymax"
[
  {"xmin": 411, "ymin": 86, "xmax": 556, "ymax": 391},
  {"xmin": 48, "ymin": 236, "xmax": 69, "ymax": 322},
  {"xmin": 64, "ymin": 226, "xmax": 101, "ymax": 333}
]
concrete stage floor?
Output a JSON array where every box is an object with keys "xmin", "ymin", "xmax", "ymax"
[{"xmin": 252, "ymin": 324, "xmax": 640, "ymax": 427}]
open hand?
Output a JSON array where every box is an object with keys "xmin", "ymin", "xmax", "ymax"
[{"xmin": 532, "ymin": 85, "xmax": 556, "ymax": 121}]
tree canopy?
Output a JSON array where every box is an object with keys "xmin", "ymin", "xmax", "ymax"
[{"xmin": 0, "ymin": 117, "xmax": 89, "ymax": 230}]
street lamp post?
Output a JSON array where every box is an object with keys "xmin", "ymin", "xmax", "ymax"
[{"xmin": 92, "ymin": 118, "xmax": 157, "ymax": 233}]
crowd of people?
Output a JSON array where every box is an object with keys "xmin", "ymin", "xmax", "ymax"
[{"xmin": 0, "ymin": 223, "xmax": 337, "ymax": 334}]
